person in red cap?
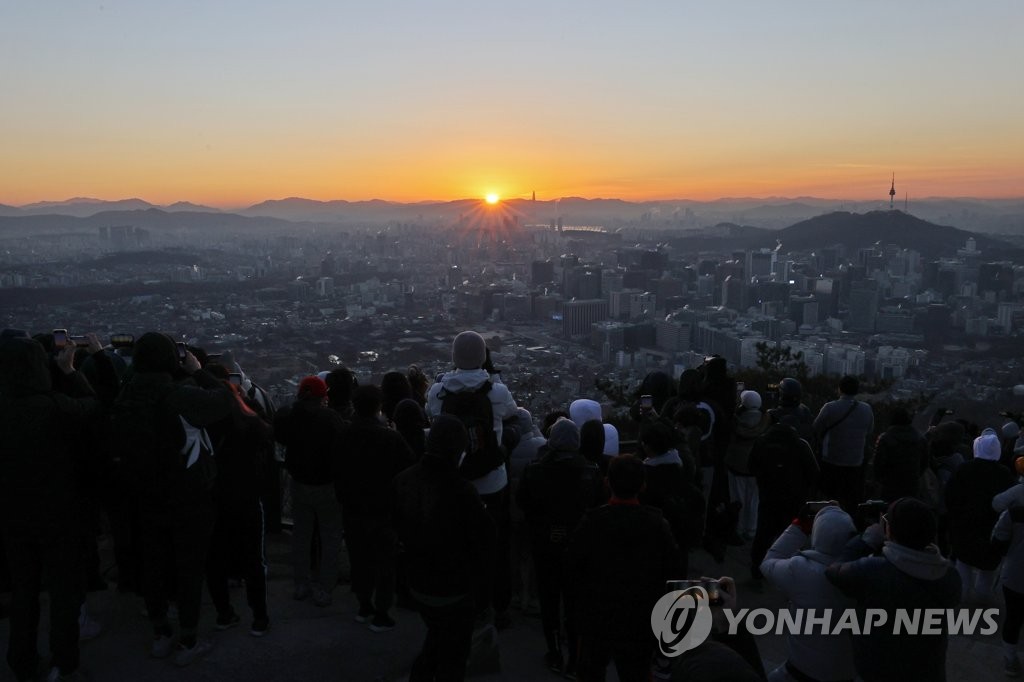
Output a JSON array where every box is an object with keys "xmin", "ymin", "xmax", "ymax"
[{"xmin": 273, "ymin": 375, "xmax": 347, "ymax": 607}]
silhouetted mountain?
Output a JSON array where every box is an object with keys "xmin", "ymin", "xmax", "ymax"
[
  {"xmin": 165, "ymin": 201, "xmax": 220, "ymax": 213},
  {"xmin": 0, "ymin": 208, "xmax": 299, "ymax": 234},
  {"xmin": 765, "ymin": 210, "xmax": 1014, "ymax": 257},
  {"xmin": 0, "ymin": 204, "xmax": 22, "ymax": 217},
  {"xmin": 19, "ymin": 197, "xmax": 155, "ymax": 217}
]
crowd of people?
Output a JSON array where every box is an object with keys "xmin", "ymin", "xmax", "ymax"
[{"xmin": 1, "ymin": 326, "xmax": 1023, "ymax": 681}]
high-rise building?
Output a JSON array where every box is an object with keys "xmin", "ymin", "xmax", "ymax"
[
  {"xmin": 847, "ymin": 280, "xmax": 880, "ymax": 332},
  {"xmin": 562, "ymin": 299, "xmax": 609, "ymax": 338},
  {"xmin": 531, "ymin": 259, "xmax": 555, "ymax": 286}
]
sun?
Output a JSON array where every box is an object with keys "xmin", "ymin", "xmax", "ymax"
[{"xmin": 485, "ymin": 193, "xmax": 500, "ymax": 205}]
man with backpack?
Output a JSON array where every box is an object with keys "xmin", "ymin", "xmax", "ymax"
[
  {"xmin": 109, "ymin": 332, "xmax": 235, "ymax": 666},
  {"xmin": 427, "ymin": 331, "xmax": 518, "ymax": 628}
]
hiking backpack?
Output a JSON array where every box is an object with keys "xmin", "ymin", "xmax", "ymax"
[{"xmin": 438, "ymin": 381, "xmax": 506, "ymax": 480}]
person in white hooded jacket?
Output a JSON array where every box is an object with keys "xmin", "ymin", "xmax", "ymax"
[
  {"xmin": 426, "ymin": 330, "xmax": 519, "ymax": 626},
  {"xmin": 760, "ymin": 504, "xmax": 858, "ymax": 682}
]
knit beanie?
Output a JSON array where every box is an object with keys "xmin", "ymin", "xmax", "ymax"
[
  {"xmin": 298, "ymin": 376, "xmax": 328, "ymax": 400},
  {"xmin": 451, "ymin": 331, "xmax": 487, "ymax": 370},
  {"xmin": 740, "ymin": 390, "xmax": 762, "ymax": 410},
  {"xmin": 569, "ymin": 398, "xmax": 601, "ymax": 427},
  {"xmin": 548, "ymin": 417, "xmax": 580, "ymax": 452},
  {"xmin": 426, "ymin": 415, "xmax": 468, "ymax": 461},
  {"xmin": 974, "ymin": 428, "xmax": 1001, "ymax": 461},
  {"xmin": 1004, "ymin": 422, "xmax": 1021, "ymax": 440}
]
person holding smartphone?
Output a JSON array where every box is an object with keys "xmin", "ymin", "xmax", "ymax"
[{"xmin": 760, "ymin": 503, "xmax": 858, "ymax": 682}]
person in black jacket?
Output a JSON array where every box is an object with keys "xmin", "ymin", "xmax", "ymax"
[
  {"xmin": 638, "ymin": 421, "xmax": 701, "ymax": 580},
  {"xmin": 567, "ymin": 454, "xmax": 682, "ymax": 682},
  {"xmin": 274, "ymin": 375, "xmax": 347, "ymax": 608},
  {"xmin": 392, "ymin": 416, "xmax": 496, "ymax": 682},
  {"xmin": 336, "ymin": 385, "xmax": 416, "ymax": 632},
  {"xmin": 203, "ymin": 365, "xmax": 275, "ymax": 636},
  {"xmin": 748, "ymin": 421, "xmax": 819, "ymax": 581},
  {"xmin": 826, "ymin": 498, "xmax": 961, "ymax": 682},
  {"xmin": 872, "ymin": 408, "xmax": 928, "ymax": 503},
  {"xmin": 516, "ymin": 417, "xmax": 603, "ymax": 675},
  {"xmin": 0, "ymin": 336, "xmax": 100, "ymax": 682},
  {"xmin": 110, "ymin": 332, "xmax": 236, "ymax": 666}
]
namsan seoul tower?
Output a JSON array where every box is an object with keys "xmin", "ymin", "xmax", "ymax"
[{"xmin": 889, "ymin": 173, "xmax": 896, "ymax": 210}]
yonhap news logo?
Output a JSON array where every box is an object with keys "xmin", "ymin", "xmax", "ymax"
[
  {"xmin": 650, "ymin": 586, "xmax": 715, "ymax": 657},
  {"xmin": 651, "ymin": 595, "xmax": 1000, "ymax": 658}
]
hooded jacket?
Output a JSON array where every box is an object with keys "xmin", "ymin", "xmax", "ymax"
[
  {"xmin": 426, "ymin": 368, "xmax": 518, "ymax": 494},
  {"xmin": 517, "ymin": 420, "xmax": 602, "ymax": 546},
  {"xmin": 760, "ymin": 507, "xmax": 857, "ymax": 682},
  {"xmin": 336, "ymin": 413, "xmax": 416, "ymax": 518},
  {"xmin": 826, "ymin": 535, "xmax": 961, "ymax": 682},
  {"xmin": 0, "ymin": 338, "xmax": 100, "ymax": 532},
  {"xmin": 749, "ymin": 422, "xmax": 819, "ymax": 504},
  {"xmin": 992, "ymin": 499, "xmax": 1024, "ymax": 593}
]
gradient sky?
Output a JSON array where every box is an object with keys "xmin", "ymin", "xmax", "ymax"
[{"xmin": 2, "ymin": 1, "xmax": 1022, "ymax": 207}]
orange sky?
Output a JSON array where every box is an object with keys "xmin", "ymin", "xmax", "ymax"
[{"xmin": 2, "ymin": 2, "xmax": 1021, "ymax": 208}]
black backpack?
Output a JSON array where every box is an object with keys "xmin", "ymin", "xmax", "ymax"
[{"xmin": 438, "ymin": 381, "xmax": 505, "ymax": 480}]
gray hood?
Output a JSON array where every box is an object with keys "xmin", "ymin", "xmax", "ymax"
[{"xmin": 883, "ymin": 542, "xmax": 952, "ymax": 581}]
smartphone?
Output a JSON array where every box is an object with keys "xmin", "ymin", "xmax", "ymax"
[
  {"xmin": 804, "ymin": 500, "xmax": 833, "ymax": 518},
  {"xmin": 666, "ymin": 579, "xmax": 723, "ymax": 606},
  {"xmin": 52, "ymin": 329, "xmax": 69, "ymax": 349},
  {"xmin": 69, "ymin": 334, "xmax": 90, "ymax": 347},
  {"xmin": 857, "ymin": 500, "xmax": 888, "ymax": 524},
  {"xmin": 641, "ymin": 394, "xmax": 653, "ymax": 410},
  {"xmin": 110, "ymin": 333, "xmax": 135, "ymax": 349},
  {"xmin": 737, "ymin": 381, "xmax": 746, "ymax": 393},
  {"xmin": 228, "ymin": 372, "xmax": 243, "ymax": 387},
  {"xmin": 206, "ymin": 353, "xmax": 223, "ymax": 365},
  {"xmin": 176, "ymin": 342, "xmax": 188, "ymax": 362}
]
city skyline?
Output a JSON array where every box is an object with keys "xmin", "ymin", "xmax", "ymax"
[{"xmin": 2, "ymin": 1, "xmax": 1022, "ymax": 207}]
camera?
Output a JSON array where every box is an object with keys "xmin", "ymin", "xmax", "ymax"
[{"xmin": 857, "ymin": 500, "xmax": 888, "ymax": 525}]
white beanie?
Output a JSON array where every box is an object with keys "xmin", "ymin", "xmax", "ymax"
[
  {"xmin": 974, "ymin": 428, "xmax": 1001, "ymax": 462},
  {"xmin": 602, "ymin": 424, "xmax": 620, "ymax": 456},
  {"xmin": 570, "ymin": 399, "xmax": 602, "ymax": 427},
  {"xmin": 740, "ymin": 390, "xmax": 762, "ymax": 410}
]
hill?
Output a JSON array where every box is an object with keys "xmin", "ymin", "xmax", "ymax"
[{"xmin": 763, "ymin": 210, "xmax": 1015, "ymax": 257}]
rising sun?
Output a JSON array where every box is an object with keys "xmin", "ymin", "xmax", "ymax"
[{"xmin": 485, "ymin": 193, "xmax": 500, "ymax": 205}]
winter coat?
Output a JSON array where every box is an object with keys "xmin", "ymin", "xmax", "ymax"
[
  {"xmin": 274, "ymin": 399, "xmax": 347, "ymax": 486},
  {"xmin": 813, "ymin": 397, "xmax": 874, "ymax": 467},
  {"xmin": 873, "ymin": 424, "xmax": 928, "ymax": 502},
  {"xmin": 392, "ymin": 454, "xmax": 496, "ymax": 601},
  {"xmin": 749, "ymin": 423, "xmax": 819, "ymax": 505},
  {"xmin": 517, "ymin": 445, "xmax": 602, "ymax": 548},
  {"xmin": 566, "ymin": 502, "xmax": 681, "ymax": 643},
  {"xmin": 0, "ymin": 338, "xmax": 101, "ymax": 533},
  {"xmin": 945, "ymin": 459, "xmax": 1015, "ymax": 569},
  {"xmin": 826, "ymin": 537, "xmax": 961, "ymax": 682},
  {"xmin": 336, "ymin": 414, "xmax": 416, "ymax": 518},
  {"xmin": 992, "ymin": 488, "xmax": 1024, "ymax": 593},
  {"xmin": 760, "ymin": 507, "xmax": 857, "ymax": 682},
  {"xmin": 724, "ymin": 408, "xmax": 771, "ymax": 475}
]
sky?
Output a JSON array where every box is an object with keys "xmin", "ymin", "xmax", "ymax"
[{"xmin": 1, "ymin": 1, "xmax": 1022, "ymax": 208}]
